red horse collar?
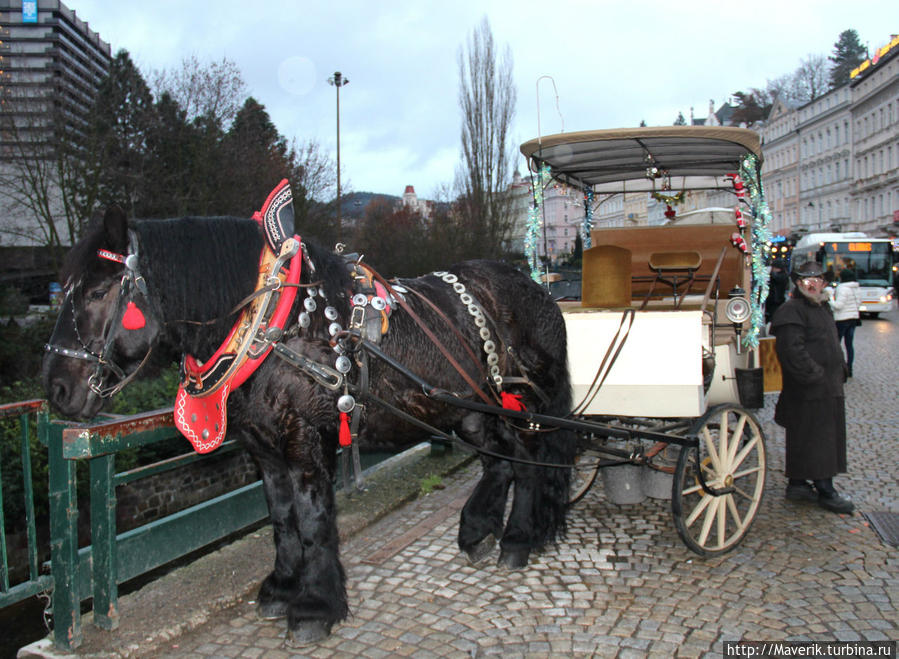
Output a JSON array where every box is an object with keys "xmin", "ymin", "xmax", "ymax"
[{"xmin": 175, "ymin": 180, "xmax": 301, "ymax": 453}]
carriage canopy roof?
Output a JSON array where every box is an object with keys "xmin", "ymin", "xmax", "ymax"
[{"xmin": 519, "ymin": 126, "xmax": 762, "ymax": 194}]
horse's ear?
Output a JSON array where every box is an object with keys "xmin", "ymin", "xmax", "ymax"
[{"xmin": 102, "ymin": 206, "xmax": 128, "ymax": 251}]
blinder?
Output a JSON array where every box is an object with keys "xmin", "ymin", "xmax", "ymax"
[{"xmin": 44, "ymin": 237, "xmax": 154, "ymax": 398}]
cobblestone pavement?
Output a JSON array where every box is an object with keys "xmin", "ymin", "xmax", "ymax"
[{"xmin": 82, "ymin": 310, "xmax": 899, "ymax": 657}]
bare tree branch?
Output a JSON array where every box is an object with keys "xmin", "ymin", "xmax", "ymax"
[
  {"xmin": 454, "ymin": 16, "xmax": 517, "ymax": 259},
  {"xmin": 150, "ymin": 55, "xmax": 247, "ymax": 129}
]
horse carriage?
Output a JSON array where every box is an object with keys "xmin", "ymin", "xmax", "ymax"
[
  {"xmin": 41, "ymin": 126, "xmax": 772, "ymax": 645},
  {"xmin": 519, "ymin": 125, "xmax": 772, "ymax": 557}
]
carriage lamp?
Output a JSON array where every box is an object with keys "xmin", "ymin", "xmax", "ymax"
[{"xmin": 725, "ymin": 287, "xmax": 751, "ymax": 355}]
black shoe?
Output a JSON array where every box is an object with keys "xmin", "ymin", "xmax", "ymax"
[
  {"xmin": 785, "ymin": 482, "xmax": 818, "ymax": 502},
  {"xmin": 818, "ymin": 491, "xmax": 855, "ymax": 514}
]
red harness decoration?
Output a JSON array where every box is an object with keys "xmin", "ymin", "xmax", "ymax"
[{"xmin": 175, "ymin": 182, "xmax": 301, "ymax": 453}]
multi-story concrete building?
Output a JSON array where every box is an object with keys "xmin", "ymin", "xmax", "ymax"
[
  {"xmin": 850, "ymin": 34, "xmax": 899, "ymax": 235},
  {"xmin": 759, "ymin": 97, "xmax": 800, "ymax": 235},
  {"xmin": 759, "ymin": 33, "xmax": 899, "ymax": 239},
  {"xmin": 0, "ymin": 0, "xmax": 111, "ymax": 246},
  {"xmin": 795, "ymin": 85, "xmax": 854, "ymax": 233}
]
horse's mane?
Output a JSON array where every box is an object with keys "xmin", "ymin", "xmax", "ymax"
[
  {"xmin": 134, "ymin": 216, "xmax": 263, "ymax": 357},
  {"xmin": 59, "ymin": 217, "xmax": 118, "ymax": 286},
  {"xmin": 299, "ymin": 238, "xmax": 354, "ymax": 308}
]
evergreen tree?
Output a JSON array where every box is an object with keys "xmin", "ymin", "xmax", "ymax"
[
  {"xmin": 219, "ymin": 98, "xmax": 293, "ymax": 216},
  {"xmin": 673, "ymin": 112, "xmax": 686, "ymax": 126},
  {"xmin": 142, "ymin": 91, "xmax": 201, "ymax": 217},
  {"xmin": 829, "ymin": 29, "xmax": 867, "ymax": 88},
  {"xmin": 730, "ymin": 90, "xmax": 772, "ymax": 127},
  {"xmin": 86, "ymin": 50, "xmax": 158, "ymax": 216}
]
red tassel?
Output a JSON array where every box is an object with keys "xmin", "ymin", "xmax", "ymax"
[
  {"xmin": 121, "ymin": 301, "xmax": 146, "ymax": 330},
  {"xmin": 501, "ymin": 392, "xmax": 526, "ymax": 412},
  {"xmin": 339, "ymin": 412, "xmax": 352, "ymax": 447}
]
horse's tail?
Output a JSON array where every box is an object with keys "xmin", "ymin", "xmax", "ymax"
[{"xmin": 529, "ymin": 298, "xmax": 577, "ymax": 549}]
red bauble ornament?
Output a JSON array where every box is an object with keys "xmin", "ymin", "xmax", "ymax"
[{"xmin": 121, "ymin": 302, "xmax": 146, "ymax": 330}]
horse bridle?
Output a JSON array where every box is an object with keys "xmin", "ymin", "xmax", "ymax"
[{"xmin": 44, "ymin": 241, "xmax": 154, "ymax": 399}]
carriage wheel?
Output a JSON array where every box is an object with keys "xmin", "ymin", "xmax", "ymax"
[
  {"xmin": 672, "ymin": 404, "xmax": 766, "ymax": 556},
  {"xmin": 569, "ymin": 446, "xmax": 602, "ymax": 504}
]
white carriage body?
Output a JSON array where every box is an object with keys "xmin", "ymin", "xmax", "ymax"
[{"xmin": 563, "ymin": 307, "xmax": 747, "ymax": 417}]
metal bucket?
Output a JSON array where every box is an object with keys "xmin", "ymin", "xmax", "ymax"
[
  {"xmin": 641, "ymin": 445, "xmax": 679, "ymax": 500},
  {"xmin": 735, "ymin": 367, "xmax": 764, "ymax": 409},
  {"xmin": 601, "ymin": 443, "xmax": 646, "ymax": 505}
]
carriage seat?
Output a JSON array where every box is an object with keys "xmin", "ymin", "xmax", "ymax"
[{"xmin": 644, "ymin": 251, "xmax": 703, "ymax": 309}]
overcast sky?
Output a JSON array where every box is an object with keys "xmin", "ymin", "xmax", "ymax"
[{"xmin": 67, "ymin": 0, "xmax": 895, "ymax": 200}]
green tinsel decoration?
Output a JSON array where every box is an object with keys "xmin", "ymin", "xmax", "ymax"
[
  {"xmin": 526, "ymin": 165, "xmax": 552, "ymax": 282},
  {"xmin": 583, "ymin": 190, "xmax": 594, "ymax": 250},
  {"xmin": 738, "ymin": 153, "xmax": 773, "ymax": 350}
]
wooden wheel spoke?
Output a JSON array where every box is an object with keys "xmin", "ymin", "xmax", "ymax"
[
  {"xmin": 701, "ymin": 426, "xmax": 723, "ymax": 474},
  {"xmin": 726, "ymin": 493, "xmax": 745, "ymax": 527},
  {"xmin": 725, "ymin": 415, "xmax": 748, "ymax": 467},
  {"xmin": 716, "ymin": 409, "xmax": 731, "ymax": 468},
  {"xmin": 674, "ymin": 405, "xmax": 768, "ymax": 556},
  {"xmin": 697, "ymin": 495, "xmax": 722, "ymax": 546},
  {"xmin": 731, "ymin": 435, "xmax": 760, "ymax": 472},
  {"xmin": 732, "ymin": 465, "xmax": 762, "ymax": 481},
  {"xmin": 717, "ymin": 496, "xmax": 729, "ymax": 546},
  {"xmin": 732, "ymin": 484, "xmax": 757, "ymax": 502},
  {"xmin": 686, "ymin": 490, "xmax": 715, "ymax": 527}
]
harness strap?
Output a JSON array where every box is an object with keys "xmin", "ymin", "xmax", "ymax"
[
  {"xmin": 400, "ymin": 283, "xmax": 488, "ymax": 386},
  {"xmin": 365, "ymin": 267, "xmax": 496, "ymax": 407},
  {"xmin": 570, "ymin": 308, "xmax": 635, "ymax": 416}
]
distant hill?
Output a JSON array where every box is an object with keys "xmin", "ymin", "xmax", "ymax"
[{"xmin": 339, "ymin": 191, "xmax": 401, "ymax": 221}]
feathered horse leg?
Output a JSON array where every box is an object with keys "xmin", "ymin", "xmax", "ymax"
[
  {"xmin": 245, "ymin": 419, "xmax": 347, "ymax": 646},
  {"xmin": 457, "ymin": 414, "xmax": 513, "ymax": 565},
  {"xmin": 240, "ymin": 348, "xmax": 348, "ymax": 646}
]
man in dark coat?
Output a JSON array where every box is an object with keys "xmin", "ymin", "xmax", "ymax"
[
  {"xmin": 765, "ymin": 258, "xmax": 789, "ymax": 324},
  {"xmin": 771, "ymin": 261, "xmax": 854, "ymax": 514}
]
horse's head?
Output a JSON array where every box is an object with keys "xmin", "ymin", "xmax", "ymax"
[{"xmin": 42, "ymin": 207, "xmax": 161, "ymax": 419}]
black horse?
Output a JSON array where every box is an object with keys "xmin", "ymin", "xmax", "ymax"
[{"xmin": 42, "ymin": 206, "xmax": 575, "ymax": 646}]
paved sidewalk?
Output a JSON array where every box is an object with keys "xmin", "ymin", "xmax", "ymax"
[{"xmin": 20, "ymin": 310, "xmax": 899, "ymax": 658}]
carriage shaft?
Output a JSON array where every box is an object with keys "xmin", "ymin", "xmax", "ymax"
[{"xmin": 359, "ymin": 340, "xmax": 698, "ymax": 448}]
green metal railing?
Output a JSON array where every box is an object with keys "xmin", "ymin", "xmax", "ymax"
[
  {"xmin": 0, "ymin": 399, "xmax": 53, "ymax": 610},
  {"xmin": 4, "ymin": 399, "xmax": 430, "ymax": 652},
  {"xmin": 46, "ymin": 408, "xmax": 269, "ymax": 649},
  {"xmin": 1, "ymin": 402, "xmax": 268, "ymax": 651}
]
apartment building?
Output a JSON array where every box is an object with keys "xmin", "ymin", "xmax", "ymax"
[
  {"xmin": 760, "ymin": 33, "xmax": 899, "ymax": 238},
  {"xmin": 850, "ymin": 34, "xmax": 899, "ymax": 235},
  {"xmin": 0, "ymin": 0, "xmax": 111, "ymax": 245}
]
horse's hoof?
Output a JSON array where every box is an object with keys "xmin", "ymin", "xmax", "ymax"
[
  {"xmin": 465, "ymin": 534, "xmax": 496, "ymax": 566},
  {"xmin": 497, "ymin": 546, "xmax": 529, "ymax": 571},
  {"xmin": 256, "ymin": 599, "xmax": 288, "ymax": 620},
  {"xmin": 286, "ymin": 619, "xmax": 332, "ymax": 647}
]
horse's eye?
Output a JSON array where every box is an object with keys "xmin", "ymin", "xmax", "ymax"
[{"xmin": 88, "ymin": 288, "xmax": 108, "ymax": 301}]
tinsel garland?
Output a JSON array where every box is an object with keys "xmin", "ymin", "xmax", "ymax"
[
  {"xmin": 525, "ymin": 164, "xmax": 553, "ymax": 282},
  {"xmin": 738, "ymin": 153, "xmax": 773, "ymax": 350},
  {"xmin": 651, "ymin": 190, "xmax": 685, "ymax": 205},
  {"xmin": 583, "ymin": 190, "xmax": 594, "ymax": 249}
]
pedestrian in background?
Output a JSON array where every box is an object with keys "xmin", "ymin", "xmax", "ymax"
[
  {"xmin": 829, "ymin": 268, "xmax": 861, "ymax": 378},
  {"xmin": 771, "ymin": 262, "xmax": 854, "ymax": 514},
  {"xmin": 765, "ymin": 258, "xmax": 789, "ymax": 327}
]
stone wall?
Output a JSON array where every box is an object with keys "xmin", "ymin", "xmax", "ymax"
[{"xmin": 115, "ymin": 449, "xmax": 261, "ymax": 532}]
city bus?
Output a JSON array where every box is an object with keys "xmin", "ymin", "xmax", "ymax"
[{"xmin": 792, "ymin": 232, "xmax": 896, "ymax": 316}]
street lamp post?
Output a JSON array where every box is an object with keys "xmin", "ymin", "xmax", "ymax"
[{"xmin": 328, "ymin": 71, "xmax": 349, "ymax": 244}]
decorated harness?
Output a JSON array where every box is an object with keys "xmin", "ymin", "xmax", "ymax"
[{"xmin": 63, "ymin": 180, "xmax": 538, "ymax": 483}]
